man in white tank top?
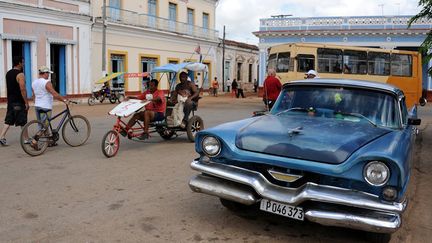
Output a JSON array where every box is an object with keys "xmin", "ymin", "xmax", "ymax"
[{"xmin": 32, "ymin": 66, "xmax": 68, "ymax": 128}]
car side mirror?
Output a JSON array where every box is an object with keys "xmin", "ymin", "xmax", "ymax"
[{"xmin": 408, "ymin": 118, "xmax": 421, "ymax": 126}]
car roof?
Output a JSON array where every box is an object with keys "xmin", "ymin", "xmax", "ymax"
[{"xmin": 285, "ymin": 79, "xmax": 402, "ymax": 95}]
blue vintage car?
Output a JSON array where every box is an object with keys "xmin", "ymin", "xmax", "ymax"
[{"xmin": 189, "ymin": 79, "xmax": 421, "ymax": 237}]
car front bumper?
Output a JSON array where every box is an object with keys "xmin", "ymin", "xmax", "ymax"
[{"xmin": 188, "ymin": 159, "xmax": 406, "ymax": 233}]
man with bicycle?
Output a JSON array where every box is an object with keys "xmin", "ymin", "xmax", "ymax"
[{"xmin": 31, "ymin": 66, "xmax": 68, "ymax": 146}]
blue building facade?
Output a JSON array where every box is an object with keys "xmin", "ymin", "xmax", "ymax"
[{"xmin": 253, "ymin": 15, "xmax": 432, "ymax": 93}]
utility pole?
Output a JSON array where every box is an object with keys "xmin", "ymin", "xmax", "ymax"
[
  {"xmin": 221, "ymin": 25, "xmax": 226, "ymax": 92},
  {"xmin": 102, "ymin": 0, "xmax": 107, "ymax": 76},
  {"xmin": 378, "ymin": 4, "xmax": 385, "ymax": 16}
]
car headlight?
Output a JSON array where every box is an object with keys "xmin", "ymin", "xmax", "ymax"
[
  {"xmin": 202, "ymin": 136, "xmax": 221, "ymax": 157},
  {"xmin": 363, "ymin": 161, "xmax": 390, "ymax": 186}
]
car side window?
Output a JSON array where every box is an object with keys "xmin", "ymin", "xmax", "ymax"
[{"xmin": 400, "ymin": 97, "xmax": 408, "ymax": 125}]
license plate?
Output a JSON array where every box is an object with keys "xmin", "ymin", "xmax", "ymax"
[{"xmin": 260, "ymin": 199, "xmax": 304, "ymax": 221}]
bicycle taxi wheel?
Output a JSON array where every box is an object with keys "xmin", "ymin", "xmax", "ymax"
[
  {"xmin": 186, "ymin": 115, "xmax": 204, "ymax": 142},
  {"xmin": 102, "ymin": 130, "xmax": 120, "ymax": 158},
  {"xmin": 88, "ymin": 95, "xmax": 96, "ymax": 106},
  {"xmin": 20, "ymin": 120, "xmax": 49, "ymax": 156},
  {"xmin": 62, "ymin": 115, "xmax": 91, "ymax": 147}
]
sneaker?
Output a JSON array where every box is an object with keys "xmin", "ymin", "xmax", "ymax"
[
  {"xmin": 48, "ymin": 142, "xmax": 58, "ymax": 147},
  {"xmin": 179, "ymin": 121, "xmax": 187, "ymax": 129},
  {"xmin": 137, "ymin": 133, "xmax": 149, "ymax": 140},
  {"xmin": 30, "ymin": 140, "xmax": 40, "ymax": 151},
  {"xmin": 0, "ymin": 138, "xmax": 8, "ymax": 146}
]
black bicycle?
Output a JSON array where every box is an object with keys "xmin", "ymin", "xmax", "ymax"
[{"xmin": 20, "ymin": 101, "xmax": 91, "ymax": 156}]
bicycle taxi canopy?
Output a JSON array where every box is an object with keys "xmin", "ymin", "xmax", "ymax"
[
  {"xmin": 94, "ymin": 72, "xmax": 125, "ymax": 84},
  {"xmin": 151, "ymin": 62, "xmax": 208, "ymax": 90}
]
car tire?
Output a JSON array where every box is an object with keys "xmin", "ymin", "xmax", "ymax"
[
  {"xmin": 219, "ymin": 198, "xmax": 250, "ymax": 211},
  {"xmin": 365, "ymin": 232, "xmax": 391, "ymax": 243}
]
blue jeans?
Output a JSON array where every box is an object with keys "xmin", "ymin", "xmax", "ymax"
[{"xmin": 35, "ymin": 107, "xmax": 52, "ymax": 128}]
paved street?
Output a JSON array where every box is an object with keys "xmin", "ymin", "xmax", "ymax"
[{"xmin": 0, "ymin": 96, "xmax": 431, "ymax": 242}]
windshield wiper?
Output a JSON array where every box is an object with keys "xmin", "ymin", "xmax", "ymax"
[
  {"xmin": 335, "ymin": 111, "xmax": 377, "ymax": 127},
  {"xmin": 276, "ymin": 107, "xmax": 309, "ymax": 116}
]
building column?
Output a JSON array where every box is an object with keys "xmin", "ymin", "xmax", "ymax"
[
  {"xmin": 258, "ymin": 48, "xmax": 267, "ymax": 86},
  {"xmin": 31, "ymin": 41, "xmax": 37, "ymax": 83},
  {"xmin": 45, "ymin": 41, "xmax": 50, "ymax": 69},
  {"xmin": 66, "ymin": 44, "xmax": 73, "ymax": 95},
  {"xmin": 6, "ymin": 39, "xmax": 12, "ymax": 70},
  {"xmin": 73, "ymin": 26, "xmax": 78, "ymax": 95},
  {"xmin": 0, "ymin": 40, "xmax": 4, "ymax": 98}
]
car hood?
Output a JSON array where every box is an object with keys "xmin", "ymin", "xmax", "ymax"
[{"xmin": 235, "ymin": 115, "xmax": 391, "ymax": 164}]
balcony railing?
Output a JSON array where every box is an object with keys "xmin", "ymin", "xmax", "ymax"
[
  {"xmin": 105, "ymin": 6, "xmax": 219, "ymax": 41},
  {"xmin": 259, "ymin": 16, "xmax": 432, "ymax": 31}
]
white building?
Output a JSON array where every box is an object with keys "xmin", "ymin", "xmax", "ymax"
[
  {"xmin": 216, "ymin": 39, "xmax": 259, "ymax": 92},
  {"xmin": 0, "ymin": 0, "xmax": 92, "ymax": 100},
  {"xmin": 254, "ymin": 15, "xmax": 432, "ymax": 93}
]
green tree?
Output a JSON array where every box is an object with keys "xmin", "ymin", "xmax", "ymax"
[{"xmin": 409, "ymin": 0, "xmax": 432, "ymax": 75}]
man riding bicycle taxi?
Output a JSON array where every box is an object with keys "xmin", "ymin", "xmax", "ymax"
[{"xmin": 122, "ymin": 79, "xmax": 166, "ymax": 140}]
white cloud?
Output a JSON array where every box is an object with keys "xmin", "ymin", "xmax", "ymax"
[{"xmin": 216, "ymin": 0, "xmax": 422, "ymax": 44}]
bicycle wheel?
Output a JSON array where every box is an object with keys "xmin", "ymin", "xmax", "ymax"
[
  {"xmin": 88, "ymin": 96, "xmax": 96, "ymax": 106},
  {"xmin": 102, "ymin": 130, "xmax": 120, "ymax": 158},
  {"xmin": 20, "ymin": 120, "xmax": 49, "ymax": 156},
  {"xmin": 109, "ymin": 94, "xmax": 117, "ymax": 104},
  {"xmin": 187, "ymin": 115, "xmax": 204, "ymax": 142},
  {"xmin": 117, "ymin": 94, "xmax": 125, "ymax": 103},
  {"xmin": 62, "ymin": 115, "xmax": 91, "ymax": 147}
]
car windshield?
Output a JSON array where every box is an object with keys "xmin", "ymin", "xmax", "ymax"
[{"xmin": 272, "ymin": 85, "xmax": 401, "ymax": 128}]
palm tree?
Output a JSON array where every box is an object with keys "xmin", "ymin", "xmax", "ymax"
[{"xmin": 409, "ymin": 0, "xmax": 432, "ymax": 75}]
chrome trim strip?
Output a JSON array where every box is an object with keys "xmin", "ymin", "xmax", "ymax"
[
  {"xmin": 189, "ymin": 174, "xmax": 258, "ymax": 205},
  {"xmin": 304, "ymin": 209, "xmax": 401, "ymax": 233},
  {"xmin": 190, "ymin": 160, "xmax": 406, "ymax": 213},
  {"xmin": 189, "ymin": 173, "xmax": 401, "ymax": 233}
]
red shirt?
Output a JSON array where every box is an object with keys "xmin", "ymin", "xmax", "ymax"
[
  {"xmin": 137, "ymin": 89, "xmax": 166, "ymax": 113},
  {"xmin": 263, "ymin": 76, "xmax": 282, "ymax": 101}
]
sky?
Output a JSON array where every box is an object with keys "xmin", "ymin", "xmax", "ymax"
[{"xmin": 215, "ymin": 0, "xmax": 423, "ymax": 45}]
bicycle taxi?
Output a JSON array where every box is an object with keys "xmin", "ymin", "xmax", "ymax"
[
  {"xmin": 101, "ymin": 62, "xmax": 207, "ymax": 158},
  {"xmin": 88, "ymin": 72, "xmax": 126, "ymax": 105}
]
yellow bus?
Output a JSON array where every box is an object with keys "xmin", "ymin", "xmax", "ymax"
[{"xmin": 267, "ymin": 43, "xmax": 423, "ymax": 107}]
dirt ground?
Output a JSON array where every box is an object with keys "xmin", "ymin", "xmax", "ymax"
[{"xmin": 0, "ymin": 95, "xmax": 431, "ymax": 243}]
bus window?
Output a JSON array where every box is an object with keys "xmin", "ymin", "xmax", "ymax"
[
  {"xmin": 391, "ymin": 54, "xmax": 412, "ymax": 77},
  {"xmin": 343, "ymin": 50, "xmax": 367, "ymax": 74},
  {"xmin": 277, "ymin": 52, "xmax": 291, "ymax": 73},
  {"xmin": 268, "ymin": 53, "xmax": 277, "ymax": 71},
  {"xmin": 297, "ymin": 54, "xmax": 315, "ymax": 73},
  {"xmin": 368, "ymin": 52, "xmax": 390, "ymax": 76},
  {"xmin": 317, "ymin": 48, "xmax": 343, "ymax": 73}
]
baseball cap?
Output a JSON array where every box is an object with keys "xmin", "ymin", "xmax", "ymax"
[
  {"xmin": 306, "ymin": 70, "xmax": 317, "ymax": 76},
  {"xmin": 38, "ymin": 66, "xmax": 53, "ymax": 73}
]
